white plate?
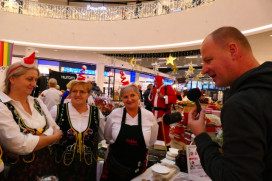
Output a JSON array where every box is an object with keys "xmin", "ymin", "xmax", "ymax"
[
  {"xmin": 161, "ymin": 158, "xmax": 175, "ymax": 165},
  {"xmin": 169, "ymin": 148, "xmax": 179, "ymax": 156},
  {"xmin": 151, "ymin": 164, "xmax": 170, "ymax": 174}
]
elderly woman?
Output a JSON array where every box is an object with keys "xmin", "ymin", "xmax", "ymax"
[
  {"xmin": 50, "ymin": 80, "xmax": 104, "ymax": 181},
  {"xmin": 0, "ymin": 53, "xmax": 62, "ymax": 180},
  {"xmin": 101, "ymin": 84, "xmax": 159, "ymax": 181}
]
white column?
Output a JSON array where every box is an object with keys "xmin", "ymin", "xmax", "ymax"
[
  {"xmin": 135, "ymin": 72, "xmax": 140, "ymax": 85},
  {"xmin": 95, "ymin": 63, "xmax": 105, "ymax": 90}
]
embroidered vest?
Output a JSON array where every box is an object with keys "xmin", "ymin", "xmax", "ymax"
[
  {"xmin": 0, "ymin": 98, "xmax": 49, "ymax": 164},
  {"xmin": 54, "ymin": 103, "xmax": 99, "ymax": 166}
]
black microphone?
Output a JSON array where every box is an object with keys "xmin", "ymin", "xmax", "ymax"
[{"xmin": 187, "ymin": 88, "xmax": 202, "ymax": 114}]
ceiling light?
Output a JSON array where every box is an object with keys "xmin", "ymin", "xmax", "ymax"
[
  {"xmin": 185, "ymin": 56, "xmax": 199, "ymax": 59},
  {"xmin": 158, "ymin": 58, "xmax": 166, "ymax": 60}
]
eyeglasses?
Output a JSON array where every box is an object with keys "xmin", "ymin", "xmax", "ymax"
[{"xmin": 71, "ymin": 90, "xmax": 88, "ymax": 95}]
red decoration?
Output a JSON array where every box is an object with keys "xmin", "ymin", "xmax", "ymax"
[
  {"xmin": 120, "ymin": 71, "xmax": 129, "ymax": 86},
  {"xmin": 23, "ymin": 52, "xmax": 35, "ymax": 65},
  {"xmin": 77, "ymin": 65, "xmax": 86, "ymax": 81}
]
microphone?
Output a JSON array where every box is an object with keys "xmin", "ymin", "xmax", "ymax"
[{"xmin": 187, "ymin": 88, "xmax": 202, "ymax": 114}]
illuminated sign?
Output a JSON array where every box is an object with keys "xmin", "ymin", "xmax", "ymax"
[
  {"xmin": 62, "ymin": 67, "xmax": 96, "ymax": 75},
  {"xmin": 108, "ymin": 71, "xmax": 114, "ymax": 77}
]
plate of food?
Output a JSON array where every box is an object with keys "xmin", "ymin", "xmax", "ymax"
[{"xmin": 151, "ymin": 164, "xmax": 170, "ymax": 174}]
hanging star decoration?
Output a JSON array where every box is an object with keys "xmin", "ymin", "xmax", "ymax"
[
  {"xmin": 166, "ymin": 54, "xmax": 176, "ymax": 65},
  {"xmin": 188, "ymin": 62, "xmax": 195, "ymax": 74},
  {"xmin": 134, "ymin": 60, "xmax": 139, "ymax": 67},
  {"xmin": 194, "ymin": 76, "xmax": 199, "ymax": 81},
  {"xmin": 129, "ymin": 57, "xmax": 134, "ymax": 65},
  {"xmin": 172, "ymin": 62, "xmax": 178, "ymax": 74},
  {"xmin": 185, "ymin": 70, "xmax": 190, "ymax": 78},
  {"xmin": 152, "ymin": 62, "xmax": 160, "ymax": 72},
  {"xmin": 197, "ymin": 72, "xmax": 203, "ymax": 78}
]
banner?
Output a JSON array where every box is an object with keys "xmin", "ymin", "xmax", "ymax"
[
  {"xmin": 49, "ymin": 70, "xmax": 77, "ymax": 91},
  {"xmin": 0, "ymin": 41, "xmax": 14, "ymax": 66}
]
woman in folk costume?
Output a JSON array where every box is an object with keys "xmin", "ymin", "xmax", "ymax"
[
  {"xmin": 101, "ymin": 72, "xmax": 159, "ymax": 181},
  {"xmin": 0, "ymin": 146, "xmax": 4, "ymax": 175},
  {"xmin": 148, "ymin": 75, "xmax": 177, "ymax": 147},
  {"xmin": 50, "ymin": 66, "xmax": 105, "ymax": 181},
  {"xmin": 0, "ymin": 52, "xmax": 63, "ymax": 181}
]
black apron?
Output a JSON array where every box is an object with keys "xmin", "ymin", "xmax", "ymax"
[{"xmin": 101, "ymin": 108, "xmax": 148, "ymax": 181}]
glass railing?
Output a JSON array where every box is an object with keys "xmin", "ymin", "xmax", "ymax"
[{"xmin": 0, "ymin": 0, "xmax": 215, "ymax": 21}]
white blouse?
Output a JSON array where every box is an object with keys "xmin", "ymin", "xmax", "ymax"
[
  {"xmin": 104, "ymin": 107, "xmax": 159, "ymax": 148},
  {"xmin": 0, "ymin": 92, "xmax": 59, "ymax": 155},
  {"xmin": 50, "ymin": 103, "xmax": 105, "ymax": 141}
]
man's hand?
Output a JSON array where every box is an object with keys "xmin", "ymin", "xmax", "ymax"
[
  {"xmin": 187, "ymin": 107, "xmax": 206, "ymax": 136},
  {"xmin": 158, "ymin": 93, "xmax": 164, "ymax": 98}
]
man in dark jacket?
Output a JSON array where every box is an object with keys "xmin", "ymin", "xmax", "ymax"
[
  {"xmin": 143, "ymin": 84, "xmax": 153, "ymax": 112},
  {"xmin": 188, "ymin": 26, "xmax": 272, "ymax": 181},
  {"xmin": 91, "ymin": 82, "xmax": 102, "ymax": 96}
]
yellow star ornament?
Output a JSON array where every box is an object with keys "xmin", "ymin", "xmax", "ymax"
[
  {"xmin": 166, "ymin": 54, "xmax": 176, "ymax": 65},
  {"xmin": 188, "ymin": 65, "xmax": 195, "ymax": 74},
  {"xmin": 172, "ymin": 62, "xmax": 178, "ymax": 74},
  {"xmin": 197, "ymin": 72, "xmax": 202, "ymax": 78},
  {"xmin": 129, "ymin": 57, "xmax": 134, "ymax": 65}
]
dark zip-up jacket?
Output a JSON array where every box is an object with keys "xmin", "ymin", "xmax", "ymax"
[{"xmin": 195, "ymin": 62, "xmax": 272, "ymax": 181}]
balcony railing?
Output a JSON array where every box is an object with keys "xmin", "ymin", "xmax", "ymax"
[{"xmin": 0, "ymin": 0, "xmax": 215, "ymax": 21}]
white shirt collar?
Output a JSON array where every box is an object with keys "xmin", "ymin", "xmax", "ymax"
[{"xmin": 0, "ymin": 91, "xmax": 35, "ymax": 104}]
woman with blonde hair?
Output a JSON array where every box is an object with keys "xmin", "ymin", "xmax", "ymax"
[
  {"xmin": 0, "ymin": 53, "xmax": 62, "ymax": 180},
  {"xmin": 50, "ymin": 80, "xmax": 105, "ymax": 181},
  {"xmin": 101, "ymin": 84, "xmax": 158, "ymax": 181}
]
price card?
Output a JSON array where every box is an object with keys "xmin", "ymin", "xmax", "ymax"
[{"xmin": 186, "ymin": 145, "xmax": 211, "ymax": 180}]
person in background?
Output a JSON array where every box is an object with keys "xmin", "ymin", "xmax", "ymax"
[
  {"xmin": 138, "ymin": 84, "xmax": 144, "ymax": 102},
  {"xmin": 182, "ymin": 89, "xmax": 188, "ymax": 101},
  {"xmin": 38, "ymin": 78, "xmax": 62, "ymax": 111},
  {"xmin": 188, "ymin": 26, "xmax": 272, "ymax": 181},
  {"xmin": 101, "ymin": 84, "xmax": 158, "ymax": 181},
  {"xmin": 0, "ymin": 53, "xmax": 62, "ymax": 180},
  {"xmin": 143, "ymin": 84, "xmax": 153, "ymax": 112},
  {"xmin": 148, "ymin": 76, "xmax": 177, "ymax": 149},
  {"xmin": 56, "ymin": 85, "xmax": 60, "ymax": 91},
  {"xmin": 91, "ymin": 82, "xmax": 102, "ymax": 96},
  {"xmin": 175, "ymin": 89, "xmax": 182, "ymax": 101},
  {"xmin": 50, "ymin": 80, "xmax": 105, "ymax": 181},
  {"xmin": 60, "ymin": 79, "xmax": 76, "ymax": 104}
]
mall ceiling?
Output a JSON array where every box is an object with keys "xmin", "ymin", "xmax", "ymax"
[
  {"xmin": 12, "ymin": 29, "xmax": 272, "ymax": 78},
  {"xmin": 8, "ymin": 1, "xmax": 272, "ymax": 78}
]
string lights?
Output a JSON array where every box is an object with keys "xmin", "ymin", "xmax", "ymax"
[{"xmin": 0, "ymin": 0, "xmax": 215, "ymax": 21}]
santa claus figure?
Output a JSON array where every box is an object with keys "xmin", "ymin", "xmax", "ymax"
[{"xmin": 148, "ymin": 76, "xmax": 177, "ymax": 147}]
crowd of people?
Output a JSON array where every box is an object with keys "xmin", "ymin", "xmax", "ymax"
[{"xmin": 0, "ymin": 26, "xmax": 271, "ymax": 181}]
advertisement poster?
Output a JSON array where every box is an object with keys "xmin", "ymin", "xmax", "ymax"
[{"xmin": 186, "ymin": 145, "xmax": 211, "ymax": 180}]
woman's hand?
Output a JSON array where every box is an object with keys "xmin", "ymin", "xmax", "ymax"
[
  {"xmin": 187, "ymin": 107, "xmax": 206, "ymax": 136},
  {"xmin": 52, "ymin": 128, "xmax": 63, "ymax": 142}
]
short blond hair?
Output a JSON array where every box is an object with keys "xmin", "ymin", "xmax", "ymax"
[
  {"xmin": 66, "ymin": 80, "xmax": 76, "ymax": 90},
  {"xmin": 69, "ymin": 81, "xmax": 92, "ymax": 95}
]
